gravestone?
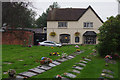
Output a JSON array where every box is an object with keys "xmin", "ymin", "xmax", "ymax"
[
  {"xmin": 56, "ymin": 58, "xmax": 68, "ymax": 62},
  {"xmin": 16, "ymin": 75, "xmax": 24, "ymax": 79},
  {"xmin": 66, "ymin": 56, "xmax": 73, "ymax": 59},
  {"xmin": 72, "ymin": 69, "xmax": 80, "ymax": 73},
  {"xmin": 18, "ymin": 71, "xmax": 37, "ymax": 77},
  {"xmin": 37, "ymin": 65, "xmax": 52, "ymax": 71},
  {"xmin": 62, "ymin": 77, "xmax": 70, "ymax": 80},
  {"xmin": 84, "ymin": 58, "xmax": 91, "ymax": 61},
  {"xmin": 105, "ymin": 74, "xmax": 114, "ymax": 78},
  {"xmin": 77, "ymin": 63, "xmax": 86, "ymax": 66},
  {"xmin": 102, "ymin": 69, "xmax": 114, "ymax": 74},
  {"xmin": 29, "ymin": 68, "xmax": 45, "ymax": 74},
  {"xmin": 65, "ymin": 73, "xmax": 76, "ymax": 78},
  {"xmin": 49, "ymin": 63, "xmax": 57, "ymax": 67},
  {"xmin": 80, "ymin": 60, "xmax": 88, "ymax": 64},
  {"xmin": 73, "ymin": 66, "xmax": 83, "ymax": 70},
  {"xmin": 52, "ymin": 61, "xmax": 61, "ymax": 65},
  {"xmin": 68, "ymin": 55, "xmax": 74, "ymax": 59}
]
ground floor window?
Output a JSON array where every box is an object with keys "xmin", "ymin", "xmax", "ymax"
[
  {"xmin": 75, "ymin": 37, "xmax": 79, "ymax": 43},
  {"xmin": 60, "ymin": 34, "xmax": 70, "ymax": 43}
]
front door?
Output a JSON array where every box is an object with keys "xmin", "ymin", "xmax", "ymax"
[
  {"xmin": 84, "ymin": 36, "xmax": 96, "ymax": 44},
  {"xmin": 60, "ymin": 34, "xmax": 70, "ymax": 43}
]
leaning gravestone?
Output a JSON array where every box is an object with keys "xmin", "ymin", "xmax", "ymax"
[
  {"xmin": 29, "ymin": 68, "xmax": 45, "ymax": 74},
  {"xmin": 52, "ymin": 61, "xmax": 61, "ymax": 65},
  {"xmin": 68, "ymin": 55, "xmax": 74, "ymax": 59},
  {"xmin": 16, "ymin": 75, "xmax": 24, "ymax": 79},
  {"xmin": 37, "ymin": 65, "xmax": 52, "ymax": 71},
  {"xmin": 18, "ymin": 71, "xmax": 37, "ymax": 77},
  {"xmin": 80, "ymin": 60, "xmax": 88, "ymax": 64},
  {"xmin": 65, "ymin": 73, "xmax": 76, "ymax": 78}
]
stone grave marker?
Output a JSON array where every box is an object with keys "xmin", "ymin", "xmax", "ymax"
[
  {"xmin": 65, "ymin": 73, "xmax": 76, "ymax": 78},
  {"xmin": 29, "ymin": 68, "xmax": 45, "ymax": 74},
  {"xmin": 84, "ymin": 58, "xmax": 91, "ymax": 61},
  {"xmin": 37, "ymin": 65, "xmax": 52, "ymax": 71},
  {"xmin": 56, "ymin": 58, "xmax": 68, "ymax": 62},
  {"xmin": 73, "ymin": 66, "xmax": 83, "ymax": 70},
  {"xmin": 62, "ymin": 77, "xmax": 70, "ymax": 80},
  {"xmin": 80, "ymin": 60, "xmax": 88, "ymax": 64},
  {"xmin": 16, "ymin": 75, "xmax": 24, "ymax": 79},
  {"xmin": 77, "ymin": 63, "xmax": 86, "ymax": 66},
  {"xmin": 105, "ymin": 74, "xmax": 114, "ymax": 78},
  {"xmin": 102, "ymin": 69, "xmax": 114, "ymax": 74},
  {"xmin": 72, "ymin": 69, "xmax": 80, "ymax": 73},
  {"xmin": 18, "ymin": 71, "xmax": 37, "ymax": 77},
  {"xmin": 52, "ymin": 61, "xmax": 61, "ymax": 65},
  {"xmin": 66, "ymin": 56, "xmax": 73, "ymax": 60},
  {"xmin": 68, "ymin": 55, "xmax": 74, "ymax": 59}
]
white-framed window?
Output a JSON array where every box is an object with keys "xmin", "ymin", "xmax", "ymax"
[
  {"xmin": 84, "ymin": 22, "xmax": 93, "ymax": 28},
  {"xmin": 58, "ymin": 22, "xmax": 67, "ymax": 27}
]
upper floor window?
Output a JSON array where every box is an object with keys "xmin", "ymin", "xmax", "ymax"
[
  {"xmin": 58, "ymin": 22, "xmax": 67, "ymax": 27},
  {"xmin": 84, "ymin": 22, "xmax": 93, "ymax": 28}
]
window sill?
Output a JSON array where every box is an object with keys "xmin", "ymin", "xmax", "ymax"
[{"xmin": 83, "ymin": 27, "xmax": 93, "ymax": 29}]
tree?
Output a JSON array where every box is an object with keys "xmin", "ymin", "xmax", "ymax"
[
  {"xmin": 2, "ymin": 2, "xmax": 36, "ymax": 28},
  {"xmin": 96, "ymin": 15, "xmax": 120, "ymax": 57},
  {"xmin": 35, "ymin": 2, "xmax": 60, "ymax": 28}
]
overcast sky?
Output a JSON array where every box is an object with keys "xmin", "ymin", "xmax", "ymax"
[{"xmin": 30, "ymin": 0, "xmax": 119, "ymax": 22}]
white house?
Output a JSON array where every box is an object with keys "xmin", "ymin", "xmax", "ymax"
[{"xmin": 47, "ymin": 6, "xmax": 103, "ymax": 44}]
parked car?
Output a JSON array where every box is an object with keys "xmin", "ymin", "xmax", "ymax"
[{"xmin": 38, "ymin": 41, "xmax": 62, "ymax": 47}]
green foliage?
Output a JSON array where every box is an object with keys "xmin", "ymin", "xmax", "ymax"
[
  {"xmin": 97, "ymin": 15, "xmax": 120, "ymax": 57},
  {"xmin": 35, "ymin": 2, "xmax": 60, "ymax": 28},
  {"xmin": 2, "ymin": 2, "xmax": 36, "ymax": 28}
]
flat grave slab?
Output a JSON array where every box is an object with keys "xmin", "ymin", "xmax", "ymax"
[
  {"xmin": 101, "ymin": 73, "xmax": 114, "ymax": 78},
  {"xmin": 56, "ymin": 58, "xmax": 68, "ymax": 62},
  {"xmin": 72, "ymin": 69, "xmax": 80, "ymax": 73},
  {"xmin": 37, "ymin": 65, "xmax": 52, "ymax": 71},
  {"xmin": 73, "ymin": 66, "xmax": 83, "ymax": 70},
  {"xmin": 77, "ymin": 63, "xmax": 86, "ymax": 66},
  {"xmin": 65, "ymin": 73, "xmax": 76, "ymax": 78},
  {"xmin": 62, "ymin": 77, "xmax": 71, "ymax": 80},
  {"xmin": 66, "ymin": 56, "xmax": 73, "ymax": 60},
  {"xmin": 18, "ymin": 71, "xmax": 37, "ymax": 77},
  {"xmin": 52, "ymin": 61, "xmax": 61, "ymax": 65},
  {"xmin": 29, "ymin": 68, "xmax": 45, "ymax": 74},
  {"xmin": 68, "ymin": 55, "xmax": 74, "ymax": 59},
  {"xmin": 102, "ymin": 69, "xmax": 114, "ymax": 74},
  {"xmin": 16, "ymin": 75, "xmax": 24, "ymax": 79},
  {"xmin": 80, "ymin": 60, "xmax": 88, "ymax": 64},
  {"xmin": 84, "ymin": 58, "xmax": 91, "ymax": 61},
  {"xmin": 49, "ymin": 63, "xmax": 57, "ymax": 67}
]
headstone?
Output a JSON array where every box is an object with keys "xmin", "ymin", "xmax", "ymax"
[
  {"xmin": 49, "ymin": 63, "xmax": 56, "ymax": 67},
  {"xmin": 105, "ymin": 74, "xmax": 114, "ymax": 78},
  {"xmin": 29, "ymin": 68, "xmax": 45, "ymax": 74},
  {"xmin": 37, "ymin": 65, "xmax": 52, "ymax": 71},
  {"xmin": 73, "ymin": 66, "xmax": 83, "ymax": 70},
  {"xmin": 18, "ymin": 72, "xmax": 37, "ymax": 77},
  {"xmin": 84, "ymin": 58, "xmax": 91, "ymax": 61},
  {"xmin": 72, "ymin": 69, "xmax": 80, "ymax": 73},
  {"xmin": 52, "ymin": 61, "xmax": 61, "ymax": 65},
  {"xmin": 77, "ymin": 63, "xmax": 86, "ymax": 66},
  {"xmin": 56, "ymin": 58, "xmax": 68, "ymax": 62},
  {"xmin": 66, "ymin": 56, "xmax": 73, "ymax": 59},
  {"xmin": 65, "ymin": 73, "xmax": 76, "ymax": 78}
]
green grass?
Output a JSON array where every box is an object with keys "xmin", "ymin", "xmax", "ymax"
[{"xmin": 2, "ymin": 45, "xmax": 119, "ymax": 79}]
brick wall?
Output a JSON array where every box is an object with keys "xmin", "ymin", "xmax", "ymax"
[{"xmin": 2, "ymin": 29, "xmax": 34, "ymax": 45}]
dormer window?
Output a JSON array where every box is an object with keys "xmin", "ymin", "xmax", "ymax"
[
  {"xmin": 58, "ymin": 22, "xmax": 67, "ymax": 27},
  {"xmin": 84, "ymin": 22, "xmax": 93, "ymax": 28}
]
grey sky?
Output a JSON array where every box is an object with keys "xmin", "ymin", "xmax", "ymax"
[{"xmin": 31, "ymin": 0, "xmax": 118, "ymax": 22}]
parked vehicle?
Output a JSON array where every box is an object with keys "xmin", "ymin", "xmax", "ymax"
[{"xmin": 38, "ymin": 41, "xmax": 62, "ymax": 47}]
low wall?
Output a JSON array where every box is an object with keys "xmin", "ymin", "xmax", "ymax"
[{"xmin": 2, "ymin": 29, "xmax": 34, "ymax": 45}]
